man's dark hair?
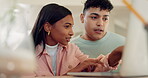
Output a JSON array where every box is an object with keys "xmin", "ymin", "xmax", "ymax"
[{"xmin": 83, "ymin": 0, "xmax": 113, "ymax": 13}]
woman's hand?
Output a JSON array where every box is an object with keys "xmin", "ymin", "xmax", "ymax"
[
  {"xmin": 81, "ymin": 58, "xmax": 104, "ymax": 72},
  {"xmin": 68, "ymin": 58, "xmax": 104, "ymax": 72}
]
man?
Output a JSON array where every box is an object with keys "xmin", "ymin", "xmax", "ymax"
[
  {"xmin": 71, "ymin": 0, "xmax": 125, "ymax": 58},
  {"xmin": 72, "ymin": 0, "xmax": 125, "ymax": 58},
  {"xmin": 71, "ymin": 0, "xmax": 125, "ymax": 72}
]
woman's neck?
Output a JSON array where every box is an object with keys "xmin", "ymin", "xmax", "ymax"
[{"xmin": 45, "ymin": 35, "xmax": 58, "ymax": 46}]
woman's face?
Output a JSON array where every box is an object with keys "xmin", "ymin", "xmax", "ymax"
[{"xmin": 48, "ymin": 15, "xmax": 74, "ymax": 46}]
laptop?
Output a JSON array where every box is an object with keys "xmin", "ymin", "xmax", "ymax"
[{"xmin": 67, "ymin": 72, "xmax": 119, "ymax": 77}]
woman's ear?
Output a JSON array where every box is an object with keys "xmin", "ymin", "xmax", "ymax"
[
  {"xmin": 80, "ymin": 13, "xmax": 84, "ymax": 23},
  {"xmin": 43, "ymin": 22, "xmax": 52, "ymax": 32}
]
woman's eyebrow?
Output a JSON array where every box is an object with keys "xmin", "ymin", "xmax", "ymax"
[{"xmin": 65, "ymin": 23, "xmax": 72, "ymax": 25}]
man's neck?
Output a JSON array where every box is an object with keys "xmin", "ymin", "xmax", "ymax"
[
  {"xmin": 81, "ymin": 32, "xmax": 107, "ymax": 41},
  {"xmin": 80, "ymin": 35, "xmax": 97, "ymax": 41}
]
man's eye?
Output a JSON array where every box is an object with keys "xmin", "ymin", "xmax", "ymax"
[
  {"xmin": 91, "ymin": 16, "xmax": 97, "ymax": 19},
  {"xmin": 103, "ymin": 18, "xmax": 108, "ymax": 21}
]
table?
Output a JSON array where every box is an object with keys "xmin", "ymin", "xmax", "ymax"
[{"xmin": 21, "ymin": 76, "xmax": 148, "ymax": 78}]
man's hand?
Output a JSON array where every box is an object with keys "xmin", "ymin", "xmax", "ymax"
[{"xmin": 108, "ymin": 46, "xmax": 124, "ymax": 67}]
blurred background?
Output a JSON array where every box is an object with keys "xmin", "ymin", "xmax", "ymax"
[
  {"xmin": 1, "ymin": 0, "xmax": 148, "ymax": 77},
  {"xmin": 2, "ymin": 0, "xmax": 148, "ymax": 77},
  {"xmin": 0, "ymin": 0, "xmax": 131, "ymax": 38}
]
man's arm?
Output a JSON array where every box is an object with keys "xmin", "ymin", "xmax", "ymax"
[{"xmin": 108, "ymin": 46, "xmax": 124, "ymax": 67}]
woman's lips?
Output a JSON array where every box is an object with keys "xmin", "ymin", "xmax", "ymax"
[{"xmin": 66, "ymin": 37, "xmax": 71, "ymax": 42}]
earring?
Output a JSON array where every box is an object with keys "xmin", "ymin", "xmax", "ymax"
[{"xmin": 48, "ymin": 31, "xmax": 50, "ymax": 35}]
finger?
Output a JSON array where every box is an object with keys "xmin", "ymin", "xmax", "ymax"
[
  {"xmin": 93, "ymin": 64, "xmax": 104, "ymax": 72},
  {"xmin": 96, "ymin": 60, "xmax": 104, "ymax": 67},
  {"xmin": 80, "ymin": 62, "xmax": 96, "ymax": 71},
  {"xmin": 89, "ymin": 63, "xmax": 100, "ymax": 72},
  {"xmin": 90, "ymin": 65, "xmax": 97, "ymax": 72},
  {"xmin": 97, "ymin": 54, "xmax": 105, "ymax": 60},
  {"xmin": 84, "ymin": 58, "xmax": 97, "ymax": 62}
]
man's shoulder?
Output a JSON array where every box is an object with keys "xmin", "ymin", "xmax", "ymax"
[
  {"xmin": 108, "ymin": 32, "xmax": 125, "ymax": 39},
  {"xmin": 106, "ymin": 32, "xmax": 125, "ymax": 45}
]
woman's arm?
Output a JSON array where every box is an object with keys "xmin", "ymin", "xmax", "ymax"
[{"xmin": 68, "ymin": 58, "xmax": 104, "ymax": 72}]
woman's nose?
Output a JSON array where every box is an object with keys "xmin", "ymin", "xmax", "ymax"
[{"xmin": 69, "ymin": 28, "xmax": 74, "ymax": 36}]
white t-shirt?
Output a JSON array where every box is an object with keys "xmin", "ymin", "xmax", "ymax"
[{"xmin": 45, "ymin": 44, "xmax": 58, "ymax": 75}]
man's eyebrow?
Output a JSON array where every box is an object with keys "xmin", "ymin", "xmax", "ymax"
[
  {"xmin": 90, "ymin": 13, "xmax": 99, "ymax": 16},
  {"xmin": 90, "ymin": 13, "xmax": 109, "ymax": 17},
  {"xmin": 104, "ymin": 15, "xmax": 109, "ymax": 17}
]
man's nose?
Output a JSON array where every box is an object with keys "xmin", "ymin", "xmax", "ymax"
[{"xmin": 96, "ymin": 18, "xmax": 103, "ymax": 26}]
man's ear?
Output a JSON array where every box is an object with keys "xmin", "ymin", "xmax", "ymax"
[
  {"xmin": 80, "ymin": 13, "xmax": 84, "ymax": 23},
  {"xmin": 43, "ymin": 22, "xmax": 52, "ymax": 32}
]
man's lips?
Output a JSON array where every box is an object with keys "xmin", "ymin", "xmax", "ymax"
[{"xmin": 94, "ymin": 28, "xmax": 104, "ymax": 34}]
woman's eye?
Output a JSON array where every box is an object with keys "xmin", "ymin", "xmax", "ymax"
[{"xmin": 64, "ymin": 25, "xmax": 70, "ymax": 28}]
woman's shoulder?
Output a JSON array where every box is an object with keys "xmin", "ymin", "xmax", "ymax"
[
  {"xmin": 35, "ymin": 44, "xmax": 44, "ymax": 56},
  {"xmin": 67, "ymin": 43, "xmax": 79, "ymax": 48},
  {"xmin": 62, "ymin": 43, "xmax": 81, "ymax": 53}
]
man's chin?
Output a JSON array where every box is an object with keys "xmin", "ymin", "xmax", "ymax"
[{"xmin": 93, "ymin": 36, "xmax": 103, "ymax": 40}]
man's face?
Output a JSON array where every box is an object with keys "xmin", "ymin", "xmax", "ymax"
[{"xmin": 81, "ymin": 7, "xmax": 110, "ymax": 41}]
